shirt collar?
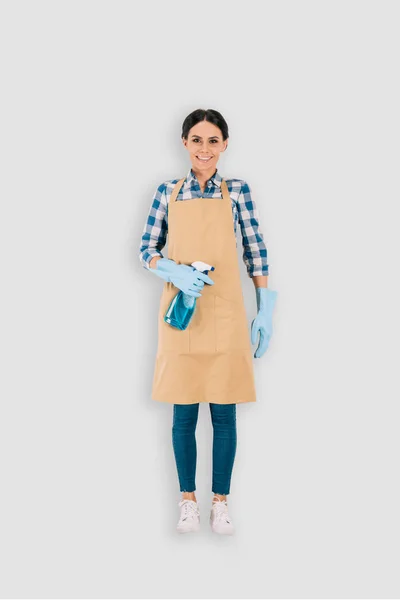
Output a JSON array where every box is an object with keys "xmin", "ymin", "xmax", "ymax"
[{"xmin": 184, "ymin": 167, "xmax": 222, "ymax": 189}]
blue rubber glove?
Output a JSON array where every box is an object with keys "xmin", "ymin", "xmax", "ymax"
[
  {"xmin": 150, "ymin": 258, "xmax": 214, "ymax": 298},
  {"xmin": 251, "ymin": 287, "xmax": 278, "ymax": 358}
]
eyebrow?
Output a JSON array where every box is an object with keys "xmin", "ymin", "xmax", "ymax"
[{"xmin": 191, "ymin": 135, "xmax": 220, "ymax": 140}]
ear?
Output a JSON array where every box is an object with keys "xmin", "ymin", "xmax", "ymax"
[
  {"xmin": 182, "ymin": 137, "xmax": 187, "ymax": 148},
  {"xmin": 222, "ymin": 140, "xmax": 228, "ymax": 152}
]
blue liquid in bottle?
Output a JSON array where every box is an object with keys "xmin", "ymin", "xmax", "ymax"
[{"xmin": 164, "ymin": 261, "xmax": 215, "ymax": 331}]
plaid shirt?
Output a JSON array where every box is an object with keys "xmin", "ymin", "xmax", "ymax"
[{"xmin": 139, "ymin": 167, "xmax": 269, "ymax": 277}]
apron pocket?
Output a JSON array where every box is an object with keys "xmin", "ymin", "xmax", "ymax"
[
  {"xmin": 188, "ymin": 296, "xmax": 216, "ymax": 353},
  {"xmin": 215, "ymin": 295, "xmax": 244, "ymax": 352}
]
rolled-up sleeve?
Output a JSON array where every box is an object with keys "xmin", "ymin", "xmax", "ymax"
[
  {"xmin": 237, "ymin": 181, "xmax": 269, "ymax": 277},
  {"xmin": 139, "ymin": 182, "xmax": 168, "ymax": 270}
]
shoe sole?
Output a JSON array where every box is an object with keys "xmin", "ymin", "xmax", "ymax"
[
  {"xmin": 209, "ymin": 516, "xmax": 234, "ymax": 535},
  {"xmin": 177, "ymin": 523, "xmax": 200, "ymax": 533}
]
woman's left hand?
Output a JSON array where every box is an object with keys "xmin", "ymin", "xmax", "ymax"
[{"xmin": 251, "ymin": 288, "xmax": 278, "ymax": 358}]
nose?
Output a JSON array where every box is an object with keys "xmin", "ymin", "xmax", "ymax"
[{"xmin": 200, "ymin": 141, "xmax": 212, "ymax": 152}]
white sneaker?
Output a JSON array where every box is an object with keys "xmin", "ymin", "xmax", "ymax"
[
  {"xmin": 210, "ymin": 499, "xmax": 235, "ymax": 535},
  {"xmin": 176, "ymin": 499, "xmax": 200, "ymax": 533}
]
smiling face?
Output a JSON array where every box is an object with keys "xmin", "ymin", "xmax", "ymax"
[{"xmin": 182, "ymin": 119, "xmax": 228, "ymax": 174}]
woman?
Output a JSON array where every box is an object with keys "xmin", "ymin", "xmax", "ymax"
[{"xmin": 139, "ymin": 108, "xmax": 278, "ymax": 535}]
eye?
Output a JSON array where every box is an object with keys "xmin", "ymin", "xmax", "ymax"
[
  {"xmin": 193, "ymin": 138, "xmax": 200, "ymax": 143},
  {"xmin": 210, "ymin": 140, "xmax": 218, "ymax": 144}
]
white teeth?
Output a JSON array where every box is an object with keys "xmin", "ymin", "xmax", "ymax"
[{"xmin": 197, "ymin": 156, "xmax": 211, "ymax": 161}]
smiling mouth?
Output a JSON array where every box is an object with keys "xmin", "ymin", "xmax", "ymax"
[{"xmin": 196, "ymin": 156, "xmax": 212, "ymax": 162}]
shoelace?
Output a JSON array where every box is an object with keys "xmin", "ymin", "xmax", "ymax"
[
  {"xmin": 179, "ymin": 499, "xmax": 199, "ymax": 521},
  {"xmin": 212, "ymin": 499, "xmax": 231, "ymax": 523}
]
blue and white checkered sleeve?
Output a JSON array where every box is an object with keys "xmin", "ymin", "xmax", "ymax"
[
  {"xmin": 237, "ymin": 181, "xmax": 269, "ymax": 277},
  {"xmin": 139, "ymin": 182, "xmax": 168, "ymax": 270}
]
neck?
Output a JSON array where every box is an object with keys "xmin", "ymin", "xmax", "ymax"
[{"xmin": 191, "ymin": 166, "xmax": 216, "ymax": 188}]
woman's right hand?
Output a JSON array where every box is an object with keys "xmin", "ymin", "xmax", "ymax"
[{"xmin": 152, "ymin": 258, "xmax": 214, "ymax": 297}]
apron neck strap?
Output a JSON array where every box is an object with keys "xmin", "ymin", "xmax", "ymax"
[
  {"xmin": 220, "ymin": 179, "xmax": 230, "ymax": 203},
  {"xmin": 170, "ymin": 178, "xmax": 185, "ymax": 203}
]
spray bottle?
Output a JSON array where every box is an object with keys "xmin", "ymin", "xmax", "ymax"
[{"xmin": 164, "ymin": 261, "xmax": 215, "ymax": 330}]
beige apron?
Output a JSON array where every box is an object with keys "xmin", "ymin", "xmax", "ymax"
[{"xmin": 151, "ymin": 177, "xmax": 256, "ymax": 405}]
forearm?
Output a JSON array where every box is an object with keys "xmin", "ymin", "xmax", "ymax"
[
  {"xmin": 149, "ymin": 256, "xmax": 163, "ymax": 269},
  {"xmin": 252, "ymin": 275, "xmax": 268, "ymax": 288},
  {"xmin": 139, "ymin": 182, "xmax": 168, "ymax": 271}
]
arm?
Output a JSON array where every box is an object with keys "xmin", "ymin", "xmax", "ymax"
[
  {"xmin": 237, "ymin": 181, "xmax": 269, "ymax": 284},
  {"xmin": 237, "ymin": 181, "xmax": 277, "ymax": 357},
  {"xmin": 138, "ymin": 182, "xmax": 213, "ymax": 293},
  {"xmin": 139, "ymin": 182, "xmax": 168, "ymax": 270},
  {"xmin": 252, "ymin": 275, "xmax": 268, "ymax": 289},
  {"xmin": 149, "ymin": 255, "xmax": 162, "ymax": 269}
]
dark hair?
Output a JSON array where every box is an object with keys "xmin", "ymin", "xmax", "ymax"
[{"xmin": 181, "ymin": 108, "xmax": 229, "ymax": 141}]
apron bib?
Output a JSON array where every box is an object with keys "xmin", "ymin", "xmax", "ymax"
[{"xmin": 151, "ymin": 177, "xmax": 256, "ymax": 404}]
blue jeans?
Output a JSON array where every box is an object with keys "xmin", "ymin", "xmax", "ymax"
[{"xmin": 172, "ymin": 403, "xmax": 237, "ymax": 495}]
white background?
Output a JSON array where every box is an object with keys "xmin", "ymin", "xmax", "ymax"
[{"xmin": 1, "ymin": 1, "xmax": 399, "ymax": 598}]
